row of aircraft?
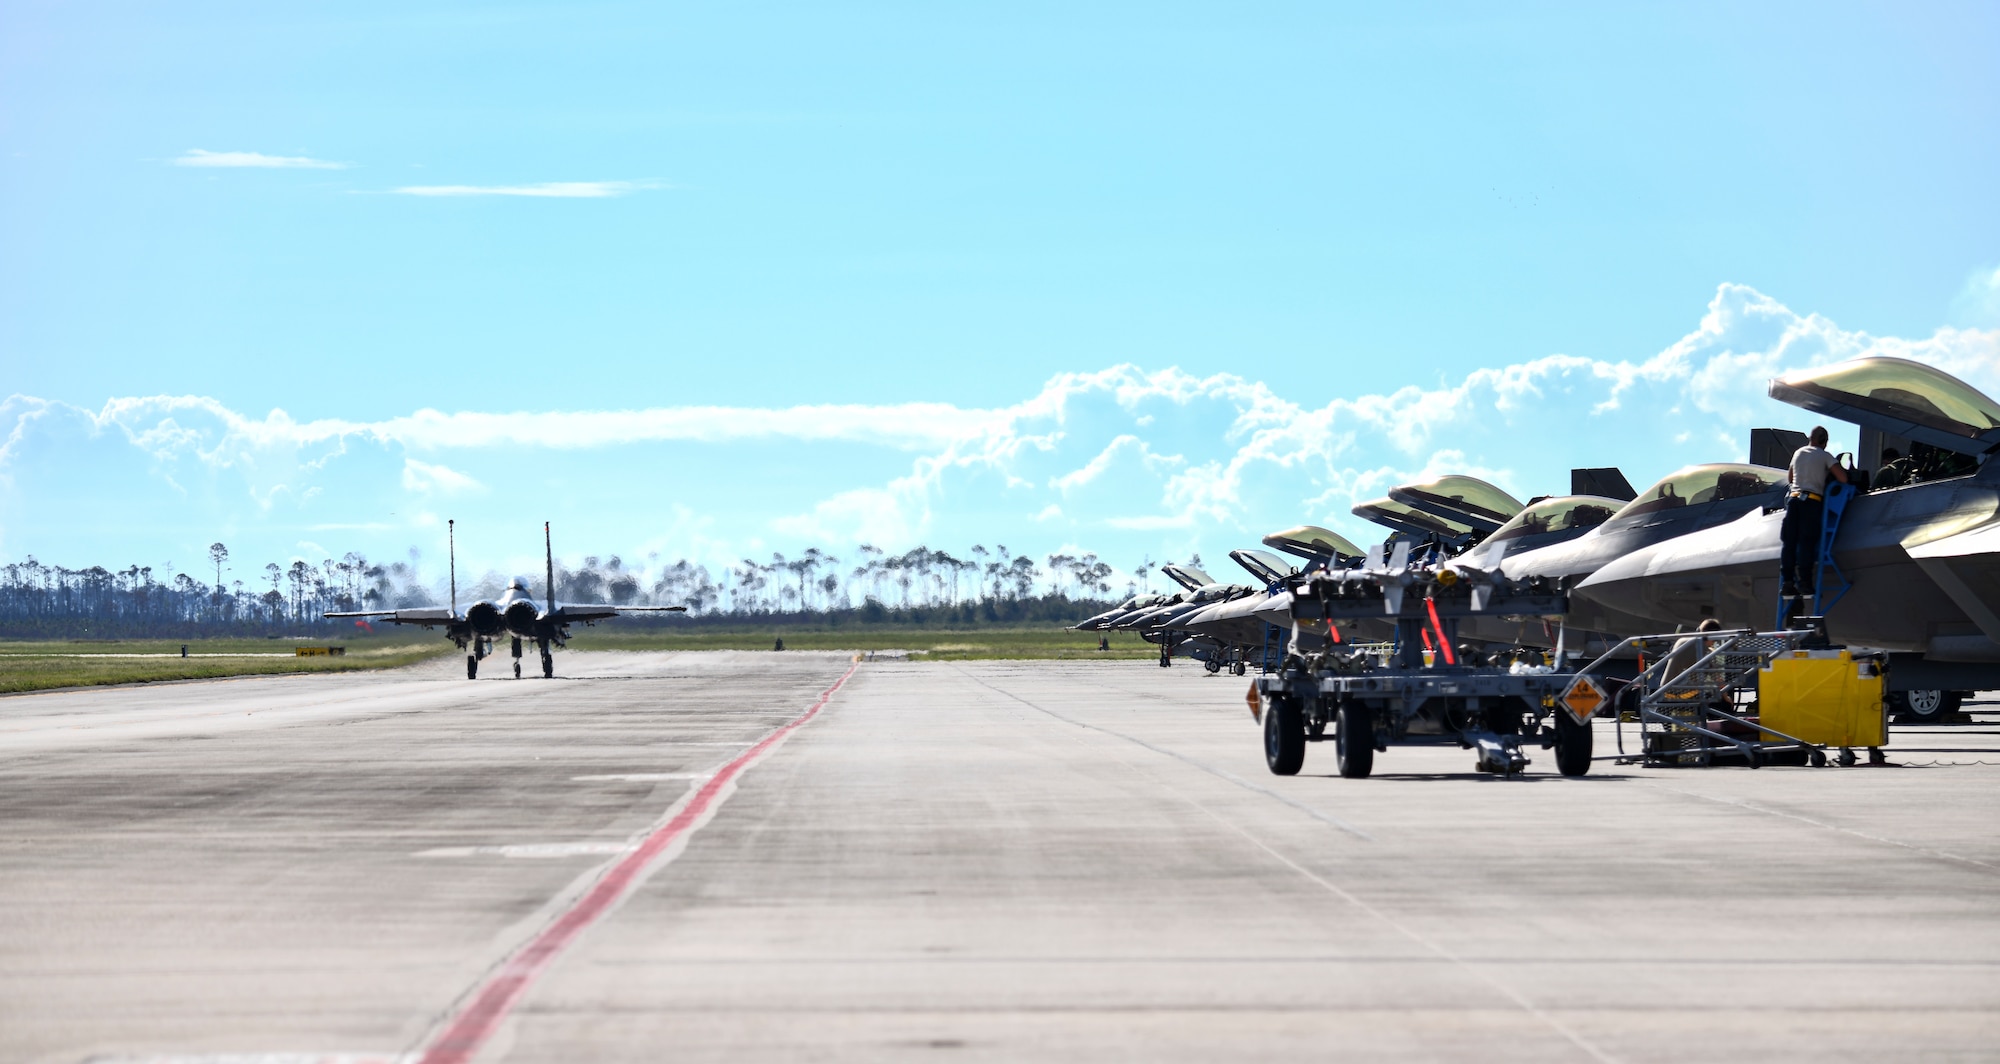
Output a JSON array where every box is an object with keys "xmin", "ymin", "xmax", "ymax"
[{"xmin": 1077, "ymin": 356, "xmax": 2000, "ymax": 721}]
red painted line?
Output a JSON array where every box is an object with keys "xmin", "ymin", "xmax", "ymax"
[{"xmin": 413, "ymin": 662, "xmax": 859, "ymax": 1064}]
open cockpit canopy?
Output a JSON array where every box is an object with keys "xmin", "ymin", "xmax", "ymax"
[
  {"xmin": 1770, "ymin": 357, "xmax": 2000, "ymax": 455},
  {"xmin": 1387, "ymin": 474, "xmax": 1524, "ymax": 532},
  {"xmin": 1260, "ymin": 524, "xmax": 1363, "ymax": 561},
  {"xmin": 1485, "ymin": 495, "xmax": 1624, "ymax": 544},
  {"xmin": 1607, "ymin": 464, "xmax": 1786, "ymax": 524},
  {"xmin": 1228, "ymin": 548, "xmax": 1298, "ymax": 585},
  {"xmin": 1159, "ymin": 563, "xmax": 1216, "ymax": 590},
  {"xmin": 1352, "ymin": 496, "xmax": 1480, "ymax": 540}
]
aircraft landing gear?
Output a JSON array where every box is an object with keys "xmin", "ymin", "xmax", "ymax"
[
  {"xmin": 466, "ymin": 654, "xmax": 478, "ymax": 680},
  {"xmin": 540, "ymin": 641, "xmax": 554, "ymax": 679},
  {"xmin": 512, "ymin": 637, "xmax": 524, "ymax": 680}
]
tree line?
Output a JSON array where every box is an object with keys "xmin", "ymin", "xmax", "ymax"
[{"xmin": 0, "ymin": 541, "xmax": 1157, "ymax": 638}]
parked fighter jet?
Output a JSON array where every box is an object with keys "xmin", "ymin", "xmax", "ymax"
[
  {"xmin": 1071, "ymin": 592, "xmax": 1175, "ymax": 633},
  {"xmin": 1574, "ymin": 356, "xmax": 2000, "ymax": 713},
  {"xmin": 1497, "ymin": 463, "xmax": 1789, "ymax": 638},
  {"xmin": 327, "ymin": 521, "xmax": 687, "ymax": 679},
  {"xmin": 1174, "ymin": 548, "xmax": 1307, "ymax": 673}
]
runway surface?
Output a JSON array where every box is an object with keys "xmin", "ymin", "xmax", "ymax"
[{"xmin": 2, "ymin": 651, "xmax": 1997, "ymax": 1063}]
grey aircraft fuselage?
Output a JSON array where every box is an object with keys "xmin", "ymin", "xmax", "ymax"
[
  {"xmin": 1575, "ymin": 465, "xmax": 2000, "ymax": 660},
  {"xmin": 1496, "ymin": 467, "xmax": 1786, "ymax": 640}
]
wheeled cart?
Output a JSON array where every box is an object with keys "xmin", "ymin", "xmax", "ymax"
[
  {"xmin": 1254, "ymin": 665, "xmax": 1595, "ymax": 778},
  {"xmin": 1252, "ymin": 553, "xmax": 1600, "ymax": 778}
]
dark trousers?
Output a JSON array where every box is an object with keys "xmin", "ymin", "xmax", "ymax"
[{"xmin": 1779, "ymin": 495, "xmax": 1825, "ymax": 593}]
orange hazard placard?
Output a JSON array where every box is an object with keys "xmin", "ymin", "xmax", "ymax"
[{"xmin": 1560, "ymin": 675, "xmax": 1606, "ymax": 724}]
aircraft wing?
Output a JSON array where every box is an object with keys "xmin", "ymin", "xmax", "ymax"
[
  {"xmin": 552, "ymin": 604, "xmax": 690, "ymax": 623},
  {"xmin": 323, "ymin": 608, "xmax": 458, "ymax": 626}
]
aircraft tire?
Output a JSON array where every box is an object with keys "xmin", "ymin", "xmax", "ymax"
[
  {"xmin": 1893, "ymin": 689, "xmax": 1959, "ymax": 722},
  {"xmin": 1554, "ymin": 709, "xmax": 1593, "ymax": 777},
  {"xmin": 466, "ymin": 654, "xmax": 478, "ymax": 680},
  {"xmin": 513, "ymin": 661, "xmax": 521, "ymax": 679},
  {"xmin": 1335, "ymin": 701, "xmax": 1374, "ymax": 779},
  {"xmin": 541, "ymin": 649, "xmax": 554, "ymax": 679},
  {"xmin": 1263, "ymin": 694, "xmax": 1305, "ymax": 776}
]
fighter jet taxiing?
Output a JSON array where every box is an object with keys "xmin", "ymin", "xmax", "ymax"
[{"xmin": 327, "ymin": 521, "xmax": 687, "ymax": 679}]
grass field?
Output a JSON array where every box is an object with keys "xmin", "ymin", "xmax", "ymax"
[
  {"xmin": 0, "ymin": 626, "xmax": 1155, "ymax": 693},
  {"xmin": 0, "ymin": 634, "xmax": 453, "ymax": 695}
]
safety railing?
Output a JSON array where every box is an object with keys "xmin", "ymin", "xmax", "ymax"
[{"xmin": 1574, "ymin": 628, "xmax": 1830, "ymax": 768}]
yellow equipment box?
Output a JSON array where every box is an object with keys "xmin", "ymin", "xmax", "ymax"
[{"xmin": 1758, "ymin": 650, "xmax": 1886, "ymax": 749}]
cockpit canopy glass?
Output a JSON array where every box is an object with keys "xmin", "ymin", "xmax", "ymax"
[
  {"xmin": 1777, "ymin": 357, "xmax": 2000, "ymax": 441},
  {"xmin": 1608, "ymin": 464, "xmax": 1786, "ymax": 524},
  {"xmin": 1230, "ymin": 549, "xmax": 1298, "ymax": 582},
  {"xmin": 1352, "ymin": 496, "xmax": 1478, "ymax": 537},
  {"xmin": 1485, "ymin": 495, "xmax": 1623, "ymax": 544},
  {"xmin": 1261, "ymin": 524, "xmax": 1363, "ymax": 560},
  {"xmin": 1389, "ymin": 474, "xmax": 1525, "ymax": 525}
]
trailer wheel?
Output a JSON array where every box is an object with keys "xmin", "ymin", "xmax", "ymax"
[
  {"xmin": 1264, "ymin": 695, "xmax": 1305, "ymax": 776},
  {"xmin": 1335, "ymin": 701, "xmax": 1374, "ymax": 779},
  {"xmin": 1554, "ymin": 709, "xmax": 1592, "ymax": 777}
]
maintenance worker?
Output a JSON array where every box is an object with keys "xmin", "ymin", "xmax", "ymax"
[
  {"xmin": 1659, "ymin": 618, "xmax": 1723, "ymax": 689},
  {"xmin": 1780, "ymin": 426, "xmax": 1848, "ymax": 598}
]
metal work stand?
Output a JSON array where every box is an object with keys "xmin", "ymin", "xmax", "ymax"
[{"xmin": 1580, "ymin": 629, "xmax": 1830, "ymax": 768}]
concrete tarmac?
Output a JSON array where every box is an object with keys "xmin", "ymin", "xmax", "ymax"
[{"xmin": 2, "ymin": 653, "xmax": 1997, "ymax": 1063}]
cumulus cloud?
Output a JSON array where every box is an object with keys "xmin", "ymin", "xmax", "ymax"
[
  {"xmin": 6, "ymin": 282, "xmax": 1997, "ymax": 573},
  {"xmin": 390, "ymin": 181, "xmax": 660, "ymax": 198},
  {"xmin": 173, "ymin": 149, "xmax": 347, "ymax": 169}
]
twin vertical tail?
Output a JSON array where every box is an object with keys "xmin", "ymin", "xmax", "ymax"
[
  {"xmin": 545, "ymin": 521, "xmax": 557, "ymax": 614},
  {"xmin": 449, "ymin": 518, "xmax": 458, "ymax": 618}
]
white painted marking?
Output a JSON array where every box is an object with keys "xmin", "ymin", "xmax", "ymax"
[
  {"xmin": 414, "ymin": 842, "xmax": 635, "ymax": 859},
  {"xmin": 571, "ymin": 772, "xmax": 712, "ymax": 782}
]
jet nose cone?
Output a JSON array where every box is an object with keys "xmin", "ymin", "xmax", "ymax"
[{"xmin": 1576, "ymin": 549, "xmax": 1653, "ymax": 593}]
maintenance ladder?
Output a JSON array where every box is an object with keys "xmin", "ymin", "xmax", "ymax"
[{"xmin": 1579, "ymin": 628, "xmax": 1831, "ymax": 768}]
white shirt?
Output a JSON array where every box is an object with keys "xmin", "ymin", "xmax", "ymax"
[{"xmin": 1789, "ymin": 445, "xmax": 1838, "ymax": 494}]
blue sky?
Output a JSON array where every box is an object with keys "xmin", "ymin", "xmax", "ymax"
[{"xmin": 3, "ymin": 2, "xmax": 1998, "ymax": 594}]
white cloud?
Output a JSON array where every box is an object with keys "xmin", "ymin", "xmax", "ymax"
[
  {"xmin": 770, "ymin": 484, "xmax": 925, "ymax": 546},
  {"xmin": 6, "ymin": 282, "xmax": 1997, "ymax": 571},
  {"xmin": 390, "ymin": 181, "xmax": 660, "ymax": 198},
  {"xmin": 400, "ymin": 459, "xmax": 483, "ymax": 496},
  {"xmin": 173, "ymin": 149, "xmax": 347, "ymax": 170}
]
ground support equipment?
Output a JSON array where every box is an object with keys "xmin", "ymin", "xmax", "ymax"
[
  {"xmin": 1576, "ymin": 628, "xmax": 1882, "ymax": 768},
  {"xmin": 1253, "ymin": 560, "xmax": 1587, "ymax": 779}
]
